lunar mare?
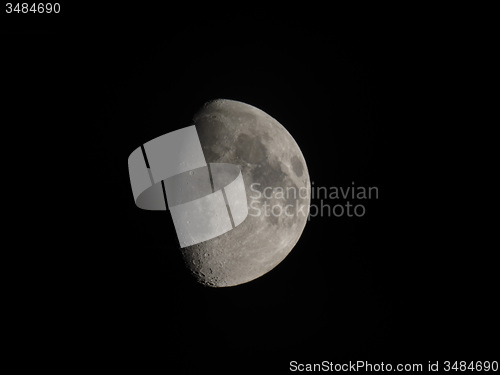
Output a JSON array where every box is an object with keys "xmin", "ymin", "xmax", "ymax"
[{"xmin": 181, "ymin": 99, "xmax": 310, "ymax": 287}]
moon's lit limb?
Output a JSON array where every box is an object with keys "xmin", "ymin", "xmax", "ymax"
[{"xmin": 179, "ymin": 99, "xmax": 310, "ymax": 287}]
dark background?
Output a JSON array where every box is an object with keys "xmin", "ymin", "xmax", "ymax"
[{"xmin": 3, "ymin": 5, "xmax": 497, "ymax": 373}]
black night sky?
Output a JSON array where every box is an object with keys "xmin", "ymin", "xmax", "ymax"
[{"xmin": 3, "ymin": 5, "xmax": 497, "ymax": 373}]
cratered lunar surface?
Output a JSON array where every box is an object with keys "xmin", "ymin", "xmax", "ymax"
[{"xmin": 181, "ymin": 99, "xmax": 310, "ymax": 287}]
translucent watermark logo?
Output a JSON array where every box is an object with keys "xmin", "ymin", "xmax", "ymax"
[
  {"xmin": 249, "ymin": 182, "xmax": 378, "ymax": 220},
  {"xmin": 128, "ymin": 126, "xmax": 248, "ymax": 248}
]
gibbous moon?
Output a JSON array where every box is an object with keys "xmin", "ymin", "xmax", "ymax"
[{"xmin": 181, "ymin": 99, "xmax": 310, "ymax": 287}]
